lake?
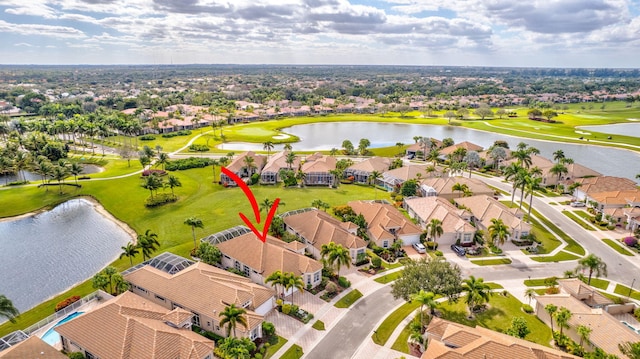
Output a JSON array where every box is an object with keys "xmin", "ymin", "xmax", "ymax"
[
  {"xmin": 0, "ymin": 164, "xmax": 103, "ymax": 185},
  {"xmin": 577, "ymin": 122, "xmax": 640, "ymax": 137},
  {"xmin": 0, "ymin": 198, "xmax": 132, "ymax": 313},
  {"xmin": 218, "ymin": 122, "xmax": 640, "ymax": 180}
]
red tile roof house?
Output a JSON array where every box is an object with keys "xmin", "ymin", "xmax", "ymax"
[
  {"xmin": 300, "ymin": 153, "xmax": 337, "ymax": 187},
  {"xmin": 418, "ymin": 176, "xmax": 494, "ymax": 200},
  {"xmin": 404, "ymin": 196, "xmax": 476, "ymax": 246},
  {"xmin": 343, "ymin": 157, "xmax": 391, "ymax": 184},
  {"xmin": 55, "ymin": 291, "xmax": 215, "ymax": 359},
  {"xmin": 259, "ymin": 151, "xmax": 300, "ymax": 185},
  {"xmin": 0, "ymin": 336, "xmax": 67, "ymax": 359},
  {"xmin": 380, "ymin": 164, "xmax": 436, "ymax": 192},
  {"xmin": 219, "ymin": 151, "xmax": 267, "ymax": 187},
  {"xmin": 405, "ymin": 138, "xmax": 443, "ymax": 159},
  {"xmin": 123, "ymin": 252, "xmax": 273, "ymax": 341},
  {"xmin": 454, "ymin": 195, "xmax": 532, "ymax": 242},
  {"xmin": 212, "ymin": 229, "xmax": 323, "ymax": 294},
  {"xmin": 572, "ymin": 176, "xmax": 638, "ymax": 202},
  {"xmin": 282, "ymin": 208, "xmax": 368, "ymax": 264},
  {"xmin": 438, "ymin": 141, "xmax": 484, "ymax": 161},
  {"xmin": 348, "ymin": 200, "xmax": 422, "ymax": 248}
]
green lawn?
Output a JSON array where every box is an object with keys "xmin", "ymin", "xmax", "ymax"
[
  {"xmin": 561, "ymin": 210, "xmax": 597, "ymax": 231},
  {"xmin": 438, "ymin": 292, "xmax": 553, "ymax": 347},
  {"xmin": 280, "ymin": 344, "xmax": 303, "ymax": 359},
  {"xmin": 486, "ymin": 282, "xmax": 505, "ymax": 290},
  {"xmin": 264, "ymin": 336, "xmax": 288, "ymax": 359},
  {"xmin": 524, "ymin": 278, "xmax": 550, "ymax": 287},
  {"xmin": 374, "ymin": 270, "xmax": 404, "ymax": 284},
  {"xmin": 334, "ymin": 289, "xmax": 363, "ymax": 308},
  {"xmin": 614, "ymin": 284, "xmax": 640, "ymax": 301},
  {"xmin": 470, "ymin": 258, "xmax": 512, "ymax": 266},
  {"xmin": 586, "ymin": 278, "xmax": 610, "ymax": 290},
  {"xmin": 372, "ymin": 301, "xmax": 420, "ymax": 346},
  {"xmin": 528, "ymin": 207, "xmax": 585, "ymax": 255},
  {"xmin": 602, "ymin": 239, "xmax": 635, "ymax": 256},
  {"xmin": 311, "ymin": 320, "xmax": 325, "ymax": 331},
  {"xmin": 572, "ymin": 210, "xmax": 594, "ymax": 221},
  {"xmin": 531, "ymin": 251, "xmax": 581, "ymax": 262},
  {"xmin": 390, "ymin": 320, "xmax": 414, "ymax": 354}
]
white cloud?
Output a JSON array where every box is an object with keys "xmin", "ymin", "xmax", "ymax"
[{"xmin": 0, "ymin": 20, "xmax": 85, "ymax": 38}]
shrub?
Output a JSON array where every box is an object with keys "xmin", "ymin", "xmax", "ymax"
[
  {"xmin": 634, "ymin": 307, "xmax": 640, "ymax": 320},
  {"xmin": 425, "ymin": 241, "xmax": 438, "ymax": 250},
  {"xmin": 370, "ymin": 256, "xmax": 382, "ymax": 269},
  {"xmin": 254, "ymin": 354, "xmax": 262, "ymax": 359},
  {"xmin": 68, "ymin": 352, "xmax": 85, "ymax": 359},
  {"xmin": 141, "ymin": 169, "xmax": 167, "ymax": 176},
  {"xmin": 165, "ymin": 157, "xmax": 214, "ymax": 171},
  {"xmin": 161, "ymin": 130, "xmax": 192, "ymax": 138},
  {"xmin": 522, "ymin": 304, "xmax": 534, "ymax": 313},
  {"xmin": 55, "ymin": 295, "xmax": 81, "ymax": 312},
  {"xmin": 251, "ymin": 173, "xmax": 260, "ymax": 185},
  {"xmin": 140, "ymin": 135, "xmax": 156, "ymax": 141},
  {"xmin": 262, "ymin": 321, "xmax": 276, "ymax": 337},
  {"xmin": 545, "ymin": 287, "xmax": 560, "ymax": 294},
  {"xmin": 188, "ymin": 144, "xmax": 209, "ymax": 152},
  {"xmin": 624, "ymin": 236, "xmax": 638, "ymax": 247},
  {"xmin": 434, "ymin": 250, "xmax": 443, "ymax": 256},
  {"xmin": 325, "ymin": 282, "xmax": 339, "ymax": 294},
  {"xmin": 145, "ymin": 193, "xmax": 177, "ymax": 207},
  {"xmin": 338, "ymin": 276, "xmax": 351, "ymax": 288},
  {"xmin": 282, "ymin": 304, "xmax": 292, "ymax": 315}
]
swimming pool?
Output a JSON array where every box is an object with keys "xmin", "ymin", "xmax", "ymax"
[{"xmin": 40, "ymin": 311, "xmax": 84, "ymax": 346}]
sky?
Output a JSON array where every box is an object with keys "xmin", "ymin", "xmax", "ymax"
[{"xmin": 0, "ymin": 0, "xmax": 639, "ymax": 67}]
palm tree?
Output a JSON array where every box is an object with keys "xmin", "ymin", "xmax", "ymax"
[
  {"xmin": 576, "ymin": 324, "xmax": 592, "ymax": 347},
  {"xmin": 243, "ymin": 155, "xmax": 256, "ymax": 176},
  {"xmin": 553, "ymin": 149, "xmax": 565, "ymax": 163},
  {"xmin": 462, "ymin": 276, "xmax": 491, "ymax": 318},
  {"xmin": 488, "ymin": 218, "xmax": 510, "ymax": 247},
  {"xmin": 545, "ymin": 304, "xmax": 558, "ymax": 333},
  {"xmin": 265, "ymin": 270, "xmax": 286, "ymax": 298},
  {"xmin": 219, "ymin": 304, "xmax": 248, "ymax": 338},
  {"xmin": 33, "ymin": 159, "xmax": 53, "ymax": 190},
  {"xmin": 427, "ymin": 148, "xmax": 440, "ymax": 166},
  {"xmin": 184, "ymin": 217, "xmax": 204, "ymax": 250},
  {"xmin": 263, "ymin": 141, "xmax": 274, "ymax": 159},
  {"xmin": 549, "ymin": 163, "xmax": 568, "ymax": 191},
  {"xmin": 452, "ymin": 182, "xmax": 469, "ymax": 198},
  {"xmin": 320, "ymin": 242, "xmax": 351, "ymax": 278},
  {"xmin": 259, "ymin": 198, "xmax": 274, "ymax": 214},
  {"xmin": 119, "ymin": 242, "xmax": 139, "ymax": 266},
  {"xmin": 619, "ymin": 341, "xmax": 640, "ymax": 359},
  {"xmin": 576, "ymin": 254, "xmax": 608, "ymax": 285},
  {"xmin": 426, "ymin": 218, "xmax": 443, "ymax": 250},
  {"xmin": 555, "ymin": 307, "xmax": 572, "ymax": 336},
  {"xmin": 369, "ymin": 170, "xmax": 382, "ymax": 191},
  {"xmin": 137, "ymin": 229, "xmax": 160, "ymax": 261},
  {"xmin": 285, "ymin": 151, "xmax": 296, "ymax": 170},
  {"xmin": 524, "ymin": 175, "xmax": 542, "ymax": 221},
  {"xmin": 156, "ymin": 152, "xmax": 170, "ymax": 170},
  {"xmin": 69, "ymin": 162, "xmax": 83, "ymax": 185},
  {"xmin": 524, "ymin": 288, "xmax": 536, "ymax": 305},
  {"xmin": 0, "ymin": 295, "xmax": 19, "ymax": 323},
  {"xmin": 166, "ymin": 175, "xmax": 182, "ymax": 195},
  {"xmin": 463, "ymin": 151, "xmax": 481, "ymax": 178},
  {"xmin": 503, "ymin": 163, "xmax": 524, "ymax": 205},
  {"xmin": 52, "ymin": 164, "xmax": 69, "ymax": 194},
  {"xmin": 411, "ymin": 290, "xmax": 437, "ymax": 328},
  {"xmin": 284, "ymin": 272, "xmax": 305, "ymax": 305},
  {"xmin": 283, "ymin": 143, "xmax": 293, "ymax": 152}
]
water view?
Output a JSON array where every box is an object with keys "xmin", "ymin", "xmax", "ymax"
[
  {"xmin": 0, "ymin": 164, "xmax": 103, "ymax": 185},
  {"xmin": 577, "ymin": 122, "xmax": 640, "ymax": 137},
  {"xmin": 0, "ymin": 198, "xmax": 132, "ymax": 312},
  {"xmin": 218, "ymin": 122, "xmax": 640, "ymax": 181}
]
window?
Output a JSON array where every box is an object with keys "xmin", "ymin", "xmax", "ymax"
[
  {"xmin": 85, "ymin": 352, "xmax": 97, "ymax": 359},
  {"xmin": 193, "ymin": 313, "xmax": 200, "ymax": 326},
  {"xmin": 172, "ymin": 303, "xmax": 183, "ymax": 309},
  {"xmin": 307, "ymin": 275, "xmax": 311, "ymax": 285},
  {"xmin": 234, "ymin": 261, "xmax": 241, "ymax": 270},
  {"xmin": 250, "ymin": 327, "xmax": 259, "ymax": 340},
  {"xmin": 314, "ymin": 272, "xmax": 320, "ymax": 282},
  {"xmin": 382, "ymin": 240, "xmax": 389, "ymax": 248},
  {"xmin": 155, "ymin": 295, "xmax": 165, "ymax": 302},
  {"xmin": 134, "ymin": 285, "xmax": 148, "ymax": 294},
  {"xmin": 243, "ymin": 265, "xmax": 250, "ymax": 276}
]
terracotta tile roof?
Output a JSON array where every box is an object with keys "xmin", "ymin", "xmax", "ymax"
[
  {"xmin": 576, "ymin": 176, "xmax": 638, "ymax": 194},
  {"xmin": 123, "ymin": 261, "xmax": 272, "ymax": 331},
  {"xmin": 224, "ymin": 151, "xmax": 267, "ymax": 174},
  {"xmin": 301, "ymin": 154, "xmax": 336, "ymax": 173},
  {"xmin": 423, "ymin": 318, "xmax": 579, "ymax": 359},
  {"xmin": 454, "ymin": 195, "xmax": 531, "ymax": 234},
  {"xmin": 282, "ymin": 209, "xmax": 367, "ymax": 251},
  {"xmin": 55, "ymin": 291, "xmax": 214, "ymax": 359},
  {"xmin": 503, "ymin": 154, "xmax": 555, "ymax": 169},
  {"xmin": 261, "ymin": 151, "xmax": 300, "ymax": 173},
  {"xmin": 348, "ymin": 200, "xmax": 422, "ymax": 242},
  {"xmin": 216, "ymin": 233, "xmax": 322, "ymax": 277},
  {"xmin": 345, "ymin": 157, "xmax": 391, "ymax": 173},
  {"xmin": 0, "ymin": 336, "xmax": 67, "ymax": 359},
  {"xmin": 590, "ymin": 190, "xmax": 640, "ymax": 206},
  {"xmin": 439, "ymin": 141, "xmax": 484, "ymax": 156},
  {"xmin": 557, "ymin": 279, "xmax": 613, "ymax": 307},
  {"xmin": 419, "ymin": 176, "xmax": 494, "ymax": 197},
  {"xmin": 382, "ymin": 165, "xmax": 435, "ymax": 183},
  {"xmin": 404, "ymin": 197, "xmax": 475, "ymax": 233}
]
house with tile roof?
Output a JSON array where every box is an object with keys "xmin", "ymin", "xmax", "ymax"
[
  {"xmin": 215, "ymin": 232, "xmax": 323, "ymax": 291},
  {"xmin": 588, "ymin": 190, "xmax": 640, "ymax": 211},
  {"xmin": 573, "ymin": 176, "xmax": 638, "ymax": 201},
  {"xmin": 405, "ymin": 138, "xmax": 443, "ymax": 159},
  {"xmin": 260, "ymin": 151, "xmax": 300, "ymax": 184},
  {"xmin": 0, "ymin": 336, "xmax": 67, "ymax": 359},
  {"xmin": 282, "ymin": 209, "xmax": 367, "ymax": 264},
  {"xmin": 343, "ymin": 157, "xmax": 391, "ymax": 184},
  {"xmin": 438, "ymin": 141, "xmax": 484, "ymax": 160},
  {"xmin": 624, "ymin": 206, "xmax": 640, "ymax": 232},
  {"xmin": 300, "ymin": 153, "xmax": 337, "ymax": 186},
  {"xmin": 56, "ymin": 291, "xmax": 215, "ymax": 359},
  {"xmin": 418, "ymin": 176, "xmax": 494, "ymax": 200},
  {"xmin": 454, "ymin": 195, "xmax": 531, "ymax": 242},
  {"xmin": 123, "ymin": 256, "xmax": 274, "ymax": 341},
  {"xmin": 219, "ymin": 151, "xmax": 266, "ymax": 187},
  {"xmin": 404, "ymin": 197, "xmax": 476, "ymax": 246},
  {"xmin": 535, "ymin": 279, "xmax": 640, "ymax": 357},
  {"xmin": 380, "ymin": 164, "xmax": 439, "ymax": 191},
  {"xmin": 422, "ymin": 317, "xmax": 579, "ymax": 359},
  {"xmin": 348, "ymin": 200, "xmax": 422, "ymax": 248}
]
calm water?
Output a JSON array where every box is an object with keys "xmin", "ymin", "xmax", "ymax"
[
  {"xmin": 218, "ymin": 122, "xmax": 640, "ymax": 180},
  {"xmin": 0, "ymin": 199, "xmax": 131, "ymax": 312},
  {"xmin": 0, "ymin": 164, "xmax": 103, "ymax": 185},
  {"xmin": 577, "ymin": 122, "xmax": 640, "ymax": 137}
]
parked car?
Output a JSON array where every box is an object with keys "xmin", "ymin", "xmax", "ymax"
[
  {"xmin": 412, "ymin": 242, "xmax": 426, "ymax": 254},
  {"xmin": 451, "ymin": 244, "xmax": 466, "ymax": 256},
  {"xmin": 570, "ymin": 201, "xmax": 586, "ymax": 207}
]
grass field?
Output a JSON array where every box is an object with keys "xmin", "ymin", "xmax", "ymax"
[
  {"xmin": 602, "ymin": 239, "xmax": 635, "ymax": 256},
  {"xmin": 334, "ymin": 289, "xmax": 363, "ymax": 308},
  {"xmin": 531, "ymin": 251, "xmax": 581, "ymax": 262},
  {"xmin": 372, "ymin": 301, "xmax": 420, "ymax": 346},
  {"xmin": 374, "ymin": 270, "xmax": 404, "ymax": 284},
  {"xmin": 470, "ymin": 258, "xmax": 512, "ymax": 266},
  {"xmin": 561, "ymin": 210, "xmax": 597, "ymax": 231}
]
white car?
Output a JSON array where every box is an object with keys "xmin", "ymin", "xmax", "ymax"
[
  {"xmin": 570, "ymin": 201, "xmax": 586, "ymax": 207},
  {"xmin": 412, "ymin": 242, "xmax": 426, "ymax": 254}
]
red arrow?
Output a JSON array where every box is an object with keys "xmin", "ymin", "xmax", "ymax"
[{"xmin": 221, "ymin": 166, "xmax": 279, "ymax": 243}]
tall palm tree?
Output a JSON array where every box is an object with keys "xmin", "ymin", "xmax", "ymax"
[
  {"xmin": 462, "ymin": 276, "xmax": 491, "ymax": 318},
  {"xmin": 219, "ymin": 304, "xmax": 248, "ymax": 338},
  {"xmin": 320, "ymin": 242, "xmax": 351, "ymax": 278},
  {"xmin": 284, "ymin": 272, "xmax": 305, "ymax": 305},
  {"xmin": 553, "ymin": 149, "xmax": 565, "ymax": 163},
  {"xmin": 524, "ymin": 288, "xmax": 536, "ymax": 305},
  {"xmin": 166, "ymin": 175, "xmax": 182, "ymax": 195},
  {"xmin": 524, "ymin": 175, "xmax": 542, "ymax": 221},
  {"xmin": 119, "ymin": 242, "xmax": 139, "ymax": 266},
  {"xmin": 69, "ymin": 162, "xmax": 83, "ymax": 185},
  {"xmin": 33, "ymin": 159, "xmax": 53, "ymax": 190},
  {"xmin": 619, "ymin": 341, "xmax": 640, "ymax": 359},
  {"xmin": 576, "ymin": 254, "xmax": 608, "ymax": 285},
  {"xmin": 283, "ymin": 143, "xmax": 293, "ymax": 152},
  {"xmin": 259, "ymin": 198, "xmax": 275, "ymax": 214},
  {"xmin": 184, "ymin": 217, "xmax": 204, "ymax": 250},
  {"xmin": 0, "ymin": 295, "xmax": 19, "ymax": 323},
  {"xmin": 52, "ymin": 164, "xmax": 70, "ymax": 194},
  {"xmin": 545, "ymin": 304, "xmax": 558, "ymax": 333},
  {"xmin": 411, "ymin": 290, "xmax": 437, "ymax": 328},
  {"xmin": 503, "ymin": 163, "xmax": 524, "ymax": 205},
  {"xmin": 156, "ymin": 152, "xmax": 170, "ymax": 170},
  {"xmin": 426, "ymin": 218, "xmax": 443, "ymax": 250},
  {"xmin": 137, "ymin": 229, "xmax": 160, "ymax": 261},
  {"xmin": 243, "ymin": 155, "xmax": 256, "ymax": 176},
  {"xmin": 488, "ymin": 218, "xmax": 510, "ymax": 247},
  {"xmin": 549, "ymin": 163, "xmax": 568, "ymax": 191},
  {"xmin": 451, "ymin": 182, "xmax": 469, "ymax": 198},
  {"xmin": 263, "ymin": 141, "xmax": 274, "ymax": 159},
  {"xmin": 369, "ymin": 170, "xmax": 382, "ymax": 193},
  {"xmin": 285, "ymin": 151, "xmax": 296, "ymax": 170},
  {"xmin": 555, "ymin": 307, "xmax": 572, "ymax": 336},
  {"xmin": 576, "ymin": 324, "xmax": 592, "ymax": 347},
  {"xmin": 265, "ymin": 270, "xmax": 286, "ymax": 298}
]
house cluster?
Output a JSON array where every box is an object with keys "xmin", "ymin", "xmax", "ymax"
[
  {"xmin": 535, "ymin": 279, "xmax": 640, "ymax": 357},
  {"xmin": 572, "ymin": 175, "xmax": 640, "ymax": 230}
]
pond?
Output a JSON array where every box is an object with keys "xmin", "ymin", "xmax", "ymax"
[
  {"xmin": 218, "ymin": 122, "xmax": 640, "ymax": 180},
  {"xmin": 0, "ymin": 164, "xmax": 103, "ymax": 185},
  {"xmin": 577, "ymin": 122, "xmax": 640, "ymax": 138},
  {"xmin": 0, "ymin": 198, "xmax": 132, "ymax": 313}
]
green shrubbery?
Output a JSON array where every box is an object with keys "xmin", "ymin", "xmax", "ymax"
[
  {"xmin": 188, "ymin": 144, "xmax": 209, "ymax": 152},
  {"xmin": 144, "ymin": 193, "xmax": 177, "ymax": 207},
  {"xmin": 338, "ymin": 276, "xmax": 351, "ymax": 288},
  {"xmin": 522, "ymin": 304, "xmax": 534, "ymax": 313},
  {"xmin": 162, "ymin": 130, "xmax": 192, "ymax": 138},
  {"xmin": 140, "ymin": 135, "xmax": 156, "ymax": 141},
  {"xmin": 166, "ymin": 157, "xmax": 214, "ymax": 171}
]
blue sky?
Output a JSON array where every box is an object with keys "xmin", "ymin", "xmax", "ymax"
[{"xmin": 0, "ymin": 0, "xmax": 639, "ymax": 67}]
